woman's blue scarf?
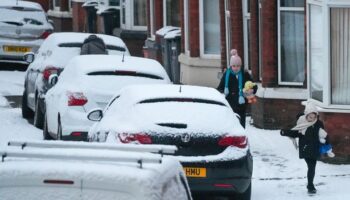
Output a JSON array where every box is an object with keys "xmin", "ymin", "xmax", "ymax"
[{"xmin": 224, "ymin": 68, "xmax": 245, "ymax": 104}]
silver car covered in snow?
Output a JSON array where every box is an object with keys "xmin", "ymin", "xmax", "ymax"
[{"xmin": 0, "ymin": 0, "xmax": 53, "ymax": 63}]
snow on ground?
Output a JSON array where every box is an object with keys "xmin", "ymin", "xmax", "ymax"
[{"xmin": 1, "ymin": 70, "xmax": 350, "ymax": 199}]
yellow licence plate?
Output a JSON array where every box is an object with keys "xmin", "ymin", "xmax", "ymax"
[
  {"xmin": 183, "ymin": 167, "xmax": 207, "ymax": 178},
  {"xmin": 3, "ymin": 46, "xmax": 31, "ymax": 53}
]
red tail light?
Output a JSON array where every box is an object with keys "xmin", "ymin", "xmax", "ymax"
[
  {"xmin": 43, "ymin": 66, "xmax": 59, "ymax": 80},
  {"xmin": 118, "ymin": 133, "xmax": 152, "ymax": 144},
  {"xmin": 218, "ymin": 136, "xmax": 247, "ymax": 148},
  {"xmin": 40, "ymin": 30, "xmax": 52, "ymax": 39},
  {"xmin": 67, "ymin": 92, "xmax": 88, "ymax": 106}
]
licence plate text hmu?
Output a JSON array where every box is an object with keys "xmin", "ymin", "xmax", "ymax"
[{"xmin": 183, "ymin": 167, "xmax": 206, "ymax": 178}]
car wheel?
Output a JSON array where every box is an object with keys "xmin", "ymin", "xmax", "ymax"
[
  {"xmin": 57, "ymin": 117, "xmax": 62, "ymax": 140},
  {"xmin": 231, "ymin": 182, "xmax": 251, "ymax": 200},
  {"xmin": 21, "ymin": 90, "xmax": 34, "ymax": 119},
  {"xmin": 34, "ymin": 97, "xmax": 44, "ymax": 129},
  {"xmin": 43, "ymin": 114, "xmax": 53, "ymax": 140}
]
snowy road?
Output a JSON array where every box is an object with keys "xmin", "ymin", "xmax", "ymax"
[{"xmin": 1, "ymin": 70, "xmax": 350, "ymax": 199}]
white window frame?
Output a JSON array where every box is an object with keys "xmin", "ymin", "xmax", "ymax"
[
  {"xmin": 184, "ymin": 0, "xmax": 190, "ymax": 55},
  {"xmin": 163, "ymin": 0, "xmax": 180, "ymax": 27},
  {"xmin": 53, "ymin": 0, "xmax": 60, "ymax": 11},
  {"xmin": 121, "ymin": 0, "xmax": 147, "ymax": 31},
  {"xmin": 243, "ymin": 0, "xmax": 251, "ymax": 71},
  {"xmin": 225, "ymin": 0, "xmax": 232, "ymax": 67},
  {"xmin": 199, "ymin": 0, "xmax": 221, "ymax": 59},
  {"xmin": 150, "ymin": 0, "xmax": 155, "ymax": 39},
  {"xmin": 278, "ymin": 0, "xmax": 305, "ymax": 86},
  {"xmin": 307, "ymin": 0, "xmax": 350, "ymax": 109}
]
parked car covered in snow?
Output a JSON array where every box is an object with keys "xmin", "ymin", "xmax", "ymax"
[
  {"xmin": 0, "ymin": 0, "xmax": 53, "ymax": 64},
  {"xmin": 0, "ymin": 140, "xmax": 192, "ymax": 200},
  {"xmin": 22, "ymin": 32, "xmax": 130, "ymax": 129},
  {"xmin": 87, "ymin": 84, "xmax": 253, "ymax": 199},
  {"xmin": 44, "ymin": 55, "xmax": 171, "ymax": 141}
]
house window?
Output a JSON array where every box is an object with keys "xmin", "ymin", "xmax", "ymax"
[
  {"xmin": 109, "ymin": 0, "xmax": 120, "ymax": 6},
  {"xmin": 149, "ymin": 0, "xmax": 155, "ymax": 38},
  {"xmin": 200, "ymin": 0, "xmax": 220, "ymax": 57},
  {"xmin": 309, "ymin": 4, "xmax": 323, "ymax": 102},
  {"xmin": 243, "ymin": 0, "xmax": 251, "ymax": 70},
  {"xmin": 163, "ymin": 0, "xmax": 180, "ymax": 27},
  {"xmin": 278, "ymin": 0, "xmax": 305, "ymax": 85},
  {"xmin": 53, "ymin": 0, "xmax": 60, "ymax": 10},
  {"xmin": 330, "ymin": 8, "xmax": 350, "ymax": 105},
  {"xmin": 184, "ymin": 0, "xmax": 189, "ymax": 54},
  {"xmin": 133, "ymin": 0, "xmax": 146, "ymax": 26},
  {"xmin": 121, "ymin": 0, "xmax": 146, "ymax": 30},
  {"xmin": 258, "ymin": 0, "xmax": 262, "ymax": 80},
  {"xmin": 225, "ymin": 0, "xmax": 232, "ymax": 67}
]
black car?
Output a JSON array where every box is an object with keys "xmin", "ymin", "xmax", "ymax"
[
  {"xmin": 87, "ymin": 84, "xmax": 253, "ymax": 199},
  {"xmin": 22, "ymin": 32, "xmax": 129, "ymax": 129}
]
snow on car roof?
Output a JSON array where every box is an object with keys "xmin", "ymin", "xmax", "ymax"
[
  {"xmin": 0, "ymin": 0, "xmax": 43, "ymax": 10},
  {"xmin": 46, "ymin": 32, "xmax": 128, "ymax": 49},
  {"xmin": 64, "ymin": 55, "xmax": 170, "ymax": 81},
  {"xmin": 118, "ymin": 84, "xmax": 229, "ymax": 106}
]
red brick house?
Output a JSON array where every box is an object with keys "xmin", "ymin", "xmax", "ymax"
[{"xmin": 144, "ymin": 0, "xmax": 350, "ymax": 162}]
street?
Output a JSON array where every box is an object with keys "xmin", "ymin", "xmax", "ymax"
[{"xmin": 1, "ymin": 66, "xmax": 350, "ymax": 200}]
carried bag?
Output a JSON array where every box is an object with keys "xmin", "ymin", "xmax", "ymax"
[{"xmin": 319, "ymin": 144, "xmax": 332, "ymax": 154}]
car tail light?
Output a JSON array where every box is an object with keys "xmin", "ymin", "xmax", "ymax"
[
  {"xmin": 118, "ymin": 133, "xmax": 152, "ymax": 144},
  {"xmin": 43, "ymin": 66, "xmax": 59, "ymax": 80},
  {"xmin": 218, "ymin": 136, "xmax": 247, "ymax": 148},
  {"xmin": 67, "ymin": 92, "xmax": 88, "ymax": 106},
  {"xmin": 40, "ymin": 30, "xmax": 52, "ymax": 39},
  {"xmin": 214, "ymin": 183, "xmax": 234, "ymax": 188}
]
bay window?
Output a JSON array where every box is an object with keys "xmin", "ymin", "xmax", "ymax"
[
  {"xmin": 278, "ymin": 0, "xmax": 305, "ymax": 85},
  {"xmin": 121, "ymin": 0, "xmax": 146, "ymax": 30},
  {"xmin": 163, "ymin": 0, "xmax": 180, "ymax": 27}
]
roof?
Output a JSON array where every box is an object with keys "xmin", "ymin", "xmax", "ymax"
[
  {"xmin": 0, "ymin": 0, "xmax": 43, "ymax": 10},
  {"xmin": 65, "ymin": 55, "xmax": 170, "ymax": 81}
]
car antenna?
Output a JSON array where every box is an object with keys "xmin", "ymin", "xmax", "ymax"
[
  {"xmin": 122, "ymin": 52, "xmax": 125, "ymax": 62},
  {"xmin": 16, "ymin": 0, "xmax": 18, "ymax": 5},
  {"xmin": 179, "ymin": 85, "xmax": 182, "ymax": 93}
]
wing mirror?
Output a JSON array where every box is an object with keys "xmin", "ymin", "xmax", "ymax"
[
  {"xmin": 87, "ymin": 109, "xmax": 103, "ymax": 121},
  {"xmin": 23, "ymin": 52, "xmax": 35, "ymax": 63},
  {"xmin": 48, "ymin": 74, "xmax": 58, "ymax": 86}
]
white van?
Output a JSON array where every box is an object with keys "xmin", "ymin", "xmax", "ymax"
[{"xmin": 0, "ymin": 140, "xmax": 192, "ymax": 200}]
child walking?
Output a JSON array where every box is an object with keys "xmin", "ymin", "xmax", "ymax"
[{"xmin": 280, "ymin": 102, "xmax": 334, "ymax": 194}]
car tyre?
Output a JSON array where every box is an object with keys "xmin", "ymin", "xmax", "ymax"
[
  {"xmin": 231, "ymin": 182, "xmax": 251, "ymax": 200},
  {"xmin": 21, "ymin": 90, "xmax": 34, "ymax": 119},
  {"xmin": 34, "ymin": 98, "xmax": 44, "ymax": 129},
  {"xmin": 43, "ymin": 114, "xmax": 53, "ymax": 140}
]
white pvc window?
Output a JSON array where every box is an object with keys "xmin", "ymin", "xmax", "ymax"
[
  {"xmin": 184, "ymin": 0, "xmax": 190, "ymax": 54},
  {"xmin": 243, "ymin": 0, "xmax": 251, "ymax": 70},
  {"xmin": 109, "ymin": 0, "xmax": 120, "ymax": 6},
  {"xmin": 163, "ymin": 0, "xmax": 180, "ymax": 27},
  {"xmin": 121, "ymin": 0, "xmax": 146, "ymax": 31},
  {"xmin": 278, "ymin": 0, "xmax": 305, "ymax": 85},
  {"xmin": 225, "ymin": 0, "xmax": 232, "ymax": 66},
  {"xmin": 149, "ymin": 0, "xmax": 155, "ymax": 38},
  {"xmin": 258, "ymin": 0, "xmax": 262, "ymax": 80},
  {"xmin": 53, "ymin": 0, "xmax": 60, "ymax": 11},
  {"xmin": 330, "ymin": 7, "xmax": 350, "ymax": 105},
  {"xmin": 200, "ymin": 0, "xmax": 220, "ymax": 57}
]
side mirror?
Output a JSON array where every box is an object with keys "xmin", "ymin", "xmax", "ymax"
[
  {"xmin": 48, "ymin": 74, "xmax": 58, "ymax": 86},
  {"xmin": 23, "ymin": 52, "xmax": 35, "ymax": 63},
  {"xmin": 87, "ymin": 109, "xmax": 103, "ymax": 121},
  {"xmin": 48, "ymin": 19, "xmax": 54, "ymax": 28}
]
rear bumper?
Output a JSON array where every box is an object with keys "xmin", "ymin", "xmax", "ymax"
[
  {"xmin": 0, "ymin": 38, "xmax": 42, "ymax": 63},
  {"xmin": 181, "ymin": 152, "xmax": 253, "ymax": 195}
]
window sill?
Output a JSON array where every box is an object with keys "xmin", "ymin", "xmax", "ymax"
[
  {"xmin": 255, "ymin": 84, "xmax": 308, "ymax": 100},
  {"xmin": 47, "ymin": 10, "xmax": 72, "ymax": 18},
  {"xmin": 303, "ymin": 100, "xmax": 350, "ymax": 113}
]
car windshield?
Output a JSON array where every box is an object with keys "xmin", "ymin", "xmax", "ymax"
[{"xmin": 0, "ymin": 7, "xmax": 46, "ymax": 26}]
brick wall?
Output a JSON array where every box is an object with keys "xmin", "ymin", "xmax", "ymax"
[
  {"xmin": 219, "ymin": 0, "xmax": 227, "ymax": 70},
  {"xmin": 250, "ymin": 0, "xmax": 259, "ymax": 82},
  {"xmin": 261, "ymin": 0, "xmax": 278, "ymax": 87},
  {"xmin": 72, "ymin": 1, "xmax": 86, "ymax": 32},
  {"xmin": 320, "ymin": 113, "xmax": 350, "ymax": 162},
  {"xmin": 230, "ymin": 0, "xmax": 244, "ymax": 61},
  {"xmin": 251, "ymin": 98, "xmax": 304, "ymax": 129},
  {"xmin": 49, "ymin": 17, "xmax": 73, "ymax": 32},
  {"xmin": 189, "ymin": 0, "xmax": 199, "ymax": 57}
]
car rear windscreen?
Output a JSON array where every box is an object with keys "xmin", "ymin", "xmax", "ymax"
[
  {"xmin": 138, "ymin": 98, "xmax": 226, "ymax": 106},
  {"xmin": 87, "ymin": 71, "xmax": 164, "ymax": 80},
  {"xmin": 58, "ymin": 43, "xmax": 126, "ymax": 52}
]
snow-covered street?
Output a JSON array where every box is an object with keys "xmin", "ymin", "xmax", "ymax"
[{"xmin": 1, "ymin": 70, "xmax": 350, "ymax": 199}]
